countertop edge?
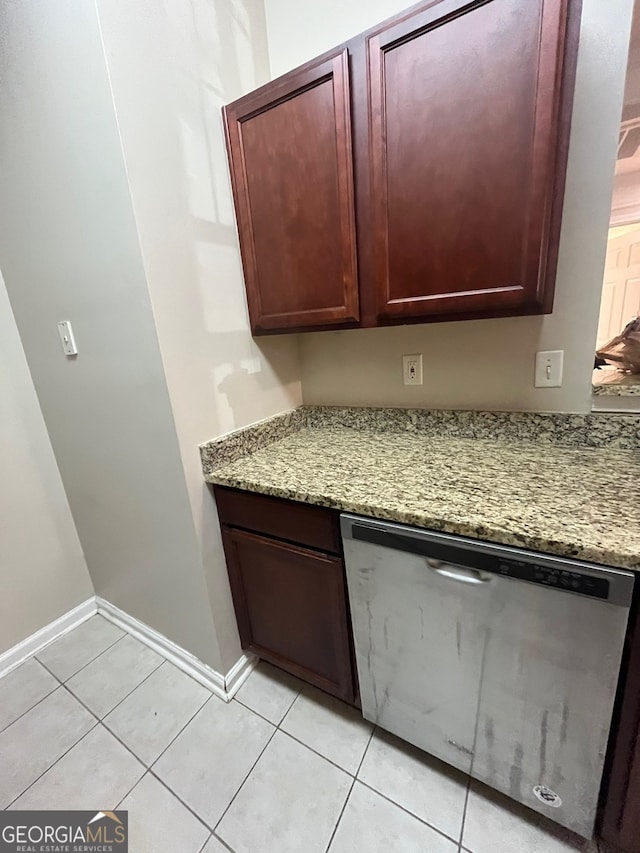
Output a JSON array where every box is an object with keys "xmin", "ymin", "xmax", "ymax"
[{"xmin": 207, "ymin": 474, "xmax": 640, "ymax": 572}]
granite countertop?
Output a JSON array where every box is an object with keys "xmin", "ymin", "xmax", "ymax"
[
  {"xmin": 593, "ymin": 371, "xmax": 640, "ymax": 397},
  {"xmin": 201, "ymin": 407, "xmax": 640, "ymax": 571}
]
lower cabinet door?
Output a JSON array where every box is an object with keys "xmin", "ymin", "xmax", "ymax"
[{"xmin": 221, "ymin": 526, "xmax": 355, "ymax": 702}]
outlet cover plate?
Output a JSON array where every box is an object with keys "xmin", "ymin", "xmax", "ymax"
[{"xmin": 403, "ymin": 354, "xmax": 423, "ymax": 386}]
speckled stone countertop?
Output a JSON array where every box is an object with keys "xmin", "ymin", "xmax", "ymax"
[
  {"xmin": 201, "ymin": 407, "xmax": 640, "ymax": 570},
  {"xmin": 593, "ymin": 371, "xmax": 640, "ymax": 397}
]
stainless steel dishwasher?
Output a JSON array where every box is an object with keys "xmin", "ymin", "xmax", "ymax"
[{"xmin": 341, "ymin": 514, "xmax": 634, "ymax": 838}]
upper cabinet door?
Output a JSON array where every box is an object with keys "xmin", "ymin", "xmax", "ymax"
[
  {"xmin": 367, "ymin": 0, "xmax": 576, "ymax": 321},
  {"xmin": 224, "ymin": 50, "xmax": 359, "ymax": 334}
]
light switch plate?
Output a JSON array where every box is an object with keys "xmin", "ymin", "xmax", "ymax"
[
  {"xmin": 57, "ymin": 321, "xmax": 78, "ymax": 356},
  {"xmin": 535, "ymin": 350, "xmax": 563, "ymax": 387}
]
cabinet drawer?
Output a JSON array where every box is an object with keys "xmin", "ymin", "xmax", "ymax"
[
  {"xmin": 214, "ymin": 486, "xmax": 341, "ymax": 554},
  {"xmin": 221, "ymin": 526, "xmax": 355, "ymax": 702}
]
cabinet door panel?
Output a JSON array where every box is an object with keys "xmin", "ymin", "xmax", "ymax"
[
  {"xmin": 224, "ymin": 50, "xmax": 359, "ymax": 333},
  {"xmin": 367, "ymin": 0, "xmax": 573, "ymax": 320},
  {"xmin": 221, "ymin": 527, "xmax": 355, "ymax": 702}
]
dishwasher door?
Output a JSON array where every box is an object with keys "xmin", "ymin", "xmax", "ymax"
[{"xmin": 341, "ymin": 514, "xmax": 634, "ymax": 838}]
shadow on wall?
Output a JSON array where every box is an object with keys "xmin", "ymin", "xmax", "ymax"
[
  {"xmin": 216, "ymin": 337, "xmax": 301, "ymax": 429},
  {"xmin": 97, "ymin": 0, "xmax": 302, "ymax": 670},
  {"xmin": 147, "ymin": 0, "xmax": 301, "ymax": 438}
]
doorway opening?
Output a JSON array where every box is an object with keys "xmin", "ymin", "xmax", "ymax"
[{"xmin": 594, "ymin": 4, "xmax": 640, "ymax": 396}]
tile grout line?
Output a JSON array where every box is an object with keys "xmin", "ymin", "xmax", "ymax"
[
  {"xmin": 32, "ymin": 623, "xmax": 255, "ymax": 833},
  {"xmin": 457, "ymin": 775, "xmax": 473, "ymax": 852},
  {"xmin": 67, "ymin": 664, "xmax": 225, "ymax": 829},
  {"xmin": 0, "ymin": 680, "xmax": 59, "ymax": 737},
  {"xmin": 196, "ymin": 836, "xmax": 211, "ymax": 853},
  {"xmin": 21, "ymin": 678, "xmax": 159, "ymax": 809},
  {"xmin": 107, "ymin": 691, "xmax": 220, "ymax": 828},
  {"xmin": 227, "ymin": 682, "xmax": 468, "ymax": 851},
  {"xmin": 233, "ymin": 695, "xmax": 294, "ymax": 727},
  {"xmin": 5, "ymin": 625, "xmax": 240, "ymax": 826},
  {"xmin": 56, "ymin": 658, "xmax": 166, "ymax": 727},
  {"xmin": 277, "ymin": 727, "xmax": 364, "ymax": 779},
  {"xmin": 324, "ymin": 724, "xmax": 376, "ymax": 852},
  {"xmin": 5, "ymin": 656, "xmax": 203, "ymax": 814},
  {"xmin": 352, "ymin": 719, "xmax": 472, "ymax": 849},
  {"xmin": 2, "ymin": 634, "xmax": 155, "ymax": 808},
  {"xmin": 36, "ymin": 614, "xmax": 223, "ymax": 711},
  {"xmin": 212, "ymin": 726, "xmax": 280, "ymax": 837},
  {"xmin": 145, "ymin": 769, "xmax": 213, "ymax": 834},
  {"xmin": 35, "ymin": 658, "xmax": 66, "ymax": 685},
  {"xmin": 59, "ymin": 631, "xmax": 128, "ymax": 682},
  {"xmin": 84, "ymin": 656, "xmax": 166, "ymax": 720},
  {"xmin": 113, "ymin": 763, "xmax": 148, "ymax": 811},
  {"xmin": 274, "ymin": 680, "xmax": 366, "ymax": 776},
  {"xmin": 97, "ymin": 609, "xmax": 247, "ymax": 702},
  {"xmin": 112, "ymin": 766, "xmax": 212, "ymax": 839},
  {"xmin": 211, "ymin": 830, "xmax": 238, "ymax": 853},
  {"xmin": 147, "ymin": 691, "xmax": 215, "ymax": 773},
  {"xmin": 107, "ymin": 692, "xmax": 216, "ymax": 796},
  {"xmin": 4, "ymin": 711, "xmax": 101, "ymax": 809},
  {"xmin": 111, "ymin": 691, "xmax": 219, "ymax": 823},
  {"xmin": 355, "ymin": 776, "xmax": 467, "ymax": 848},
  {"xmin": 233, "ymin": 674, "xmax": 303, "ymax": 727},
  {"xmin": 324, "ymin": 778, "xmax": 355, "ymax": 852},
  {"xmin": 6, "ymin": 645, "xmax": 605, "ymax": 853},
  {"xmin": 197, "ymin": 832, "xmax": 238, "ymax": 853},
  {"xmin": 1, "ymin": 617, "xmax": 139, "ymax": 739},
  {"xmin": 35, "ymin": 621, "xmax": 126, "ymax": 684},
  {"xmin": 192, "ymin": 679, "xmax": 316, "ymax": 844},
  {"xmin": 6, "ymin": 651, "xmax": 475, "ymax": 851},
  {"xmin": 7, "ymin": 634, "xmax": 123, "ymax": 806}
]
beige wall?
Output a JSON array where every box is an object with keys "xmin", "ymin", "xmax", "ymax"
[
  {"xmin": 96, "ymin": 0, "xmax": 302, "ymax": 671},
  {"xmin": 264, "ymin": 0, "xmax": 634, "ymax": 413},
  {"xmin": 265, "ymin": 0, "xmax": 411, "ymax": 77},
  {"xmin": 0, "ymin": 0, "xmax": 223, "ymax": 668},
  {"xmin": 0, "ymin": 0, "xmax": 301, "ymax": 673},
  {"xmin": 0, "ymin": 272, "xmax": 93, "ymax": 656}
]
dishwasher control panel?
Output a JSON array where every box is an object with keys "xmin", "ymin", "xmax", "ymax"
[{"xmin": 498, "ymin": 559, "xmax": 610, "ymax": 600}]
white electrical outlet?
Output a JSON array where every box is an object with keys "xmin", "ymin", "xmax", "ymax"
[
  {"xmin": 403, "ymin": 354, "xmax": 423, "ymax": 386},
  {"xmin": 535, "ymin": 350, "xmax": 563, "ymax": 387}
]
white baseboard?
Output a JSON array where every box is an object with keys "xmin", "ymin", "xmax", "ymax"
[
  {"xmin": 0, "ymin": 595, "xmax": 256, "ymax": 702},
  {"xmin": 96, "ymin": 597, "xmax": 256, "ymax": 702},
  {"xmin": 224, "ymin": 648, "xmax": 257, "ymax": 698},
  {"xmin": 0, "ymin": 598, "xmax": 97, "ymax": 678}
]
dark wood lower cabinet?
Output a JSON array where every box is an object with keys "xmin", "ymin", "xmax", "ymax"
[
  {"xmin": 600, "ymin": 590, "xmax": 640, "ymax": 852},
  {"xmin": 215, "ymin": 486, "xmax": 356, "ymax": 703}
]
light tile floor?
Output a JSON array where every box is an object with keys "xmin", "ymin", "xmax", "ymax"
[{"xmin": 0, "ymin": 616, "xmax": 608, "ymax": 852}]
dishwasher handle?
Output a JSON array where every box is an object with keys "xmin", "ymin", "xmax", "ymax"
[
  {"xmin": 348, "ymin": 521, "xmax": 491, "ymax": 569},
  {"xmin": 349, "ymin": 522, "xmax": 494, "ymax": 583},
  {"xmin": 343, "ymin": 516, "xmax": 635, "ymax": 608},
  {"xmin": 426, "ymin": 559, "xmax": 493, "ymax": 585}
]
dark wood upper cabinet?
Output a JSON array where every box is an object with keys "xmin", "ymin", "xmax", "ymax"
[
  {"xmin": 367, "ymin": 0, "xmax": 577, "ymax": 321},
  {"xmin": 223, "ymin": 0, "xmax": 581, "ymax": 333},
  {"xmin": 223, "ymin": 49, "xmax": 359, "ymax": 334}
]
